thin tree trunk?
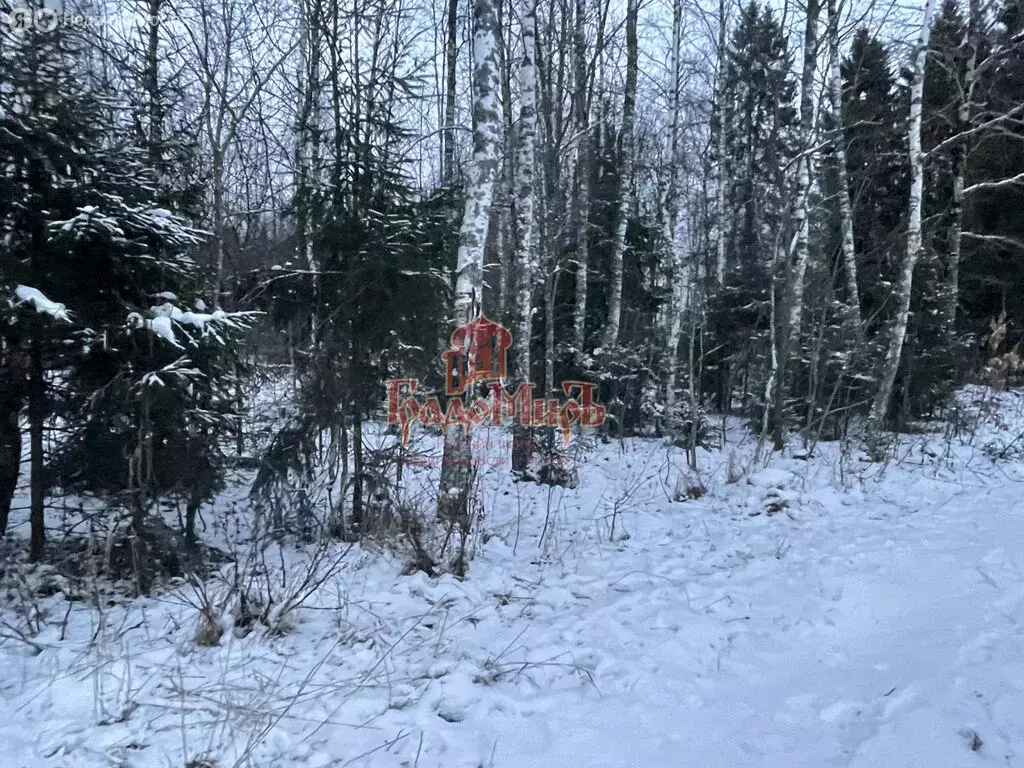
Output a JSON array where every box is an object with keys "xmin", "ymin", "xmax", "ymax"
[
  {"xmin": 713, "ymin": 0, "xmax": 728, "ymax": 285},
  {"xmin": 0, "ymin": 351, "xmax": 24, "ymax": 537},
  {"xmin": 211, "ymin": 148, "xmax": 227, "ymax": 307},
  {"xmin": 437, "ymin": 0, "xmax": 503, "ymax": 528},
  {"xmin": 511, "ymin": 0, "xmax": 538, "ymax": 473},
  {"xmin": 534, "ymin": 20, "xmax": 559, "ymax": 398},
  {"xmin": 352, "ymin": 407, "xmax": 364, "ymax": 532},
  {"xmin": 662, "ymin": 0, "xmax": 687, "ymax": 421},
  {"xmin": 686, "ymin": 300, "xmax": 701, "ymax": 468},
  {"xmin": 545, "ymin": 265, "xmax": 557, "ymax": 396},
  {"xmin": 570, "ymin": 0, "xmax": 591, "ymax": 355},
  {"xmin": 771, "ymin": 0, "xmax": 820, "ymax": 450},
  {"xmin": 868, "ymin": 0, "xmax": 937, "ymax": 440},
  {"xmin": 601, "ymin": 0, "xmax": 637, "ymax": 349},
  {"xmin": 338, "ymin": 422, "xmax": 350, "ymax": 535},
  {"xmin": 146, "ymin": 0, "xmax": 164, "ymax": 168},
  {"xmin": 495, "ymin": 0, "xmax": 514, "ymax": 319},
  {"xmin": 443, "ymin": 0, "xmax": 459, "ymax": 187},
  {"xmin": 295, "ymin": 0, "xmax": 322, "ymax": 343},
  {"xmin": 827, "ymin": 0, "xmax": 861, "ymax": 329},
  {"xmin": 296, "ymin": 0, "xmax": 322, "ymax": 265},
  {"xmin": 28, "ymin": 336, "xmax": 45, "ymax": 562},
  {"xmin": 760, "ymin": 267, "xmax": 779, "ymax": 451},
  {"xmin": 129, "ymin": 397, "xmax": 153, "ymax": 595},
  {"xmin": 184, "ymin": 485, "xmax": 202, "ymax": 547},
  {"xmin": 944, "ymin": 0, "xmax": 978, "ymax": 340}
]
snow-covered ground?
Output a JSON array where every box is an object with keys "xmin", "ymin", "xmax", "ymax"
[{"xmin": 3, "ymin": 388, "xmax": 1024, "ymax": 768}]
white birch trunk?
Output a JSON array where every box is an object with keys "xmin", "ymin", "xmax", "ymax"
[
  {"xmin": 662, "ymin": 0, "xmax": 687, "ymax": 419},
  {"xmin": 827, "ymin": 0, "xmax": 861, "ymax": 330},
  {"xmin": 601, "ymin": 0, "xmax": 638, "ymax": 349},
  {"xmin": 571, "ymin": 0, "xmax": 591, "ymax": 356},
  {"xmin": 759, "ymin": 269, "xmax": 780, "ymax": 451},
  {"xmin": 436, "ymin": 0, "xmax": 503, "ymax": 528},
  {"xmin": 713, "ymin": 0, "xmax": 728, "ymax": 285},
  {"xmin": 867, "ymin": 0, "xmax": 937, "ymax": 439},
  {"xmin": 495, "ymin": 3, "xmax": 515, "ymax": 320},
  {"xmin": 511, "ymin": 0, "xmax": 537, "ymax": 471},
  {"xmin": 770, "ymin": 0, "xmax": 819, "ymax": 449},
  {"xmin": 295, "ymin": 0, "xmax": 323, "ymax": 341}
]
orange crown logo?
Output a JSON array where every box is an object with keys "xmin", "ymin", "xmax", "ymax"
[{"xmin": 443, "ymin": 314, "xmax": 512, "ymax": 395}]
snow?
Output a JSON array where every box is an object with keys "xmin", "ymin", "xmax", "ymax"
[
  {"xmin": 127, "ymin": 302, "xmax": 254, "ymax": 346},
  {"xmin": 147, "ymin": 315, "xmax": 178, "ymax": 346},
  {"xmin": 53, "ymin": 206, "xmax": 126, "ymax": 239},
  {"xmin": 127, "ymin": 310, "xmax": 181, "ymax": 347},
  {"xmin": 151, "ymin": 300, "xmax": 226, "ymax": 328},
  {"xmin": 13, "ymin": 285, "xmax": 70, "ymax": 322},
  {"xmin": 2, "ymin": 389, "xmax": 1024, "ymax": 767},
  {"xmin": 150, "ymin": 301, "xmax": 256, "ymax": 333}
]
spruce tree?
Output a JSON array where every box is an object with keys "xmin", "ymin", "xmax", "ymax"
[
  {"xmin": 841, "ymin": 28, "xmax": 908, "ymax": 338},
  {"xmin": 0, "ymin": 16, "xmax": 249, "ymax": 574},
  {"xmin": 902, "ymin": 0, "xmax": 970, "ymax": 418},
  {"xmin": 959, "ymin": 0, "xmax": 1024, "ymax": 344},
  {"xmin": 705, "ymin": 1, "xmax": 797, "ymax": 417}
]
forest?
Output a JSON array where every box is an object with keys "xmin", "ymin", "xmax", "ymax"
[
  {"xmin": 2, "ymin": 0, "xmax": 1022, "ymax": 571},
  {"xmin": 1, "ymin": 0, "xmax": 1024, "ymax": 763}
]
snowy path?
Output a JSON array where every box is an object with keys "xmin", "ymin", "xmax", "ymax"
[
  {"xmin": 482, "ymin": 474, "xmax": 1024, "ymax": 768},
  {"xmin": 4, "ymin": 429, "xmax": 1024, "ymax": 768}
]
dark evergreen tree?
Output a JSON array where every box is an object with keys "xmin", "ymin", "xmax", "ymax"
[
  {"xmin": 0, "ymin": 14, "xmax": 249, "ymax": 577},
  {"xmin": 251, "ymin": 74, "xmax": 455, "ymax": 539},
  {"xmin": 898, "ymin": 0, "xmax": 971, "ymax": 419},
  {"xmin": 959, "ymin": 0, "xmax": 1024, "ymax": 368},
  {"xmin": 704, "ymin": 1, "xmax": 798, "ymax": 416},
  {"xmin": 841, "ymin": 29, "xmax": 908, "ymax": 336}
]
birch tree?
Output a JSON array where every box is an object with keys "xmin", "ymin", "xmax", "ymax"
[
  {"xmin": 535, "ymin": 0, "xmax": 574, "ymax": 396},
  {"xmin": 571, "ymin": 0, "xmax": 592, "ymax": 355},
  {"xmin": 510, "ymin": 0, "xmax": 538, "ymax": 472},
  {"xmin": 601, "ymin": 0, "xmax": 638, "ymax": 349},
  {"xmin": 713, "ymin": 0, "xmax": 729, "ymax": 285},
  {"xmin": 826, "ymin": 0, "xmax": 861, "ymax": 330},
  {"xmin": 0, "ymin": 339, "xmax": 22, "ymax": 538},
  {"xmin": 942, "ymin": 0, "xmax": 979, "ymax": 339},
  {"xmin": 770, "ymin": 0, "xmax": 820, "ymax": 449},
  {"xmin": 494, "ymin": 0, "xmax": 516, "ymax": 319},
  {"xmin": 294, "ymin": 0, "xmax": 323, "ymax": 270},
  {"xmin": 436, "ymin": 0, "xmax": 503, "ymax": 533},
  {"xmin": 443, "ymin": 0, "xmax": 459, "ymax": 187},
  {"xmin": 662, "ymin": 0, "xmax": 689, "ymax": 419},
  {"xmin": 867, "ymin": 0, "xmax": 938, "ymax": 440}
]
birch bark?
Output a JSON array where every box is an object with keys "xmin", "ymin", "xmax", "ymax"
[
  {"xmin": 867, "ymin": 0, "xmax": 938, "ymax": 440},
  {"xmin": 601, "ymin": 0, "xmax": 638, "ymax": 349},
  {"xmin": 826, "ymin": 0, "xmax": 861, "ymax": 330},
  {"xmin": 713, "ymin": 0, "xmax": 728, "ymax": 285},
  {"xmin": 436, "ymin": 0, "xmax": 503, "ymax": 527},
  {"xmin": 662, "ymin": 0, "xmax": 687, "ymax": 419},
  {"xmin": 511, "ymin": 0, "xmax": 538, "ymax": 472},
  {"xmin": 295, "ymin": 0, "xmax": 323, "ymax": 341},
  {"xmin": 771, "ymin": 0, "xmax": 820, "ymax": 449},
  {"xmin": 571, "ymin": 0, "xmax": 592, "ymax": 355}
]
